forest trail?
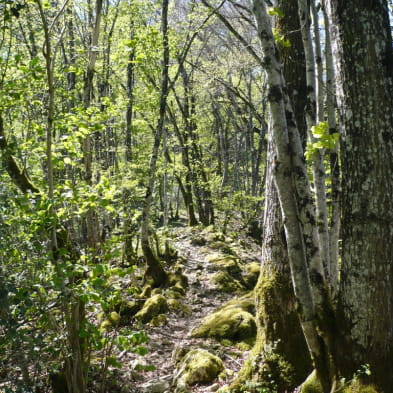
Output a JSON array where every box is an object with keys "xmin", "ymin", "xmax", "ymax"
[{"xmin": 122, "ymin": 225, "xmax": 261, "ymax": 393}]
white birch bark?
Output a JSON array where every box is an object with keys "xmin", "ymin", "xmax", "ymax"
[
  {"xmin": 322, "ymin": 4, "xmax": 340, "ymax": 293},
  {"xmin": 298, "ymin": 0, "xmax": 331, "ymax": 282},
  {"xmin": 252, "ymin": 2, "xmax": 335, "ymax": 390}
]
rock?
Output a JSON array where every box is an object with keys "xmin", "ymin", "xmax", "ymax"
[
  {"xmin": 135, "ymin": 294, "xmax": 168, "ymax": 323},
  {"xmin": 210, "ymin": 271, "xmax": 245, "ymax": 293},
  {"xmin": 139, "ymin": 378, "xmax": 170, "ymax": 393},
  {"xmin": 167, "ymin": 299, "xmax": 192, "ymax": 315},
  {"xmin": 206, "ymin": 254, "xmax": 241, "ymax": 273},
  {"xmin": 173, "ymin": 349, "xmax": 224, "ymax": 391},
  {"xmin": 191, "ymin": 296, "xmax": 257, "ymax": 343},
  {"xmin": 190, "ymin": 235, "xmax": 207, "ymax": 246},
  {"xmin": 150, "ymin": 313, "xmax": 167, "ymax": 326}
]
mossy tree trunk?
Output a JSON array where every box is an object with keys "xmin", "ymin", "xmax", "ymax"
[
  {"xmin": 232, "ymin": 2, "xmax": 312, "ymax": 390},
  {"xmin": 252, "ymin": 1, "xmax": 336, "ymax": 391}
]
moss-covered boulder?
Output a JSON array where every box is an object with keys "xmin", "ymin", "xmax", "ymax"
[
  {"xmin": 210, "ymin": 271, "xmax": 245, "ymax": 293},
  {"xmin": 191, "ymin": 300, "xmax": 256, "ymax": 343},
  {"xmin": 135, "ymin": 294, "xmax": 168, "ymax": 323},
  {"xmin": 173, "ymin": 349, "xmax": 224, "ymax": 391}
]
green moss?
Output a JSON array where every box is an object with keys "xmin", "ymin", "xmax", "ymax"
[
  {"xmin": 300, "ymin": 370, "xmax": 322, "ymax": 393},
  {"xmin": 190, "ymin": 235, "xmax": 207, "ymax": 246},
  {"xmin": 150, "ymin": 313, "xmax": 167, "ymax": 327},
  {"xmin": 151, "ymin": 288, "xmax": 162, "ymax": 295},
  {"xmin": 108, "ymin": 311, "xmax": 120, "ymax": 324},
  {"xmin": 229, "ymin": 267, "xmax": 312, "ymax": 393},
  {"xmin": 210, "ymin": 271, "xmax": 245, "ymax": 293},
  {"xmin": 243, "ymin": 262, "xmax": 261, "ymax": 289},
  {"xmin": 165, "ymin": 289, "xmax": 184, "ymax": 299},
  {"xmin": 138, "ymin": 284, "xmax": 152, "ymax": 299},
  {"xmin": 168, "ymin": 299, "xmax": 192, "ymax": 315},
  {"xmin": 202, "ymin": 225, "xmax": 225, "ymax": 242},
  {"xmin": 222, "ymin": 292, "xmax": 255, "ymax": 314},
  {"xmin": 209, "ymin": 241, "xmax": 236, "ymax": 254},
  {"xmin": 135, "ymin": 294, "xmax": 168, "ymax": 323},
  {"xmin": 191, "ymin": 307, "xmax": 256, "ymax": 343},
  {"xmin": 343, "ymin": 381, "xmax": 379, "ymax": 393},
  {"xmin": 173, "ymin": 348, "xmax": 224, "ymax": 389}
]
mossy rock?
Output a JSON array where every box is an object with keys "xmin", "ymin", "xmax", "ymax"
[
  {"xmin": 190, "ymin": 235, "xmax": 207, "ymax": 246},
  {"xmin": 343, "ymin": 380, "xmax": 379, "ymax": 393},
  {"xmin": 150, "ymin": 313, "xmax": 167, "ymax": 327},
  {"xmin": 115, "ymin": 299, "xmax": 143, "ymax": 317},
  {"xmin": 209, "ymin": 241, "xmax": 236, "ymax": 255},
  {"xmin": 173, "ymin": 348, "xmax": 224, "ymax": 391},
  {"xmin": 135, "ymin": 294, "xmax": 168, "ymax": 323},
  {"xmin": 165, "ymin": 289, "xmax": 184, "ymax": 299},
  {"xmin": 300, "ymin": 370, "xmax": 322, "ymax": 393},
  {"xmin": 243, "ymin": 262, "xmax": 261, "ymax": 289},
  {"xmin": 151, "ymin": 288, "xmax": 162, "ymax": 295},
  {"xmin": 138, "ymin": 284, "xmax": 152, "ymax": 299},
  {"xmin": 222, "ymin": 293, "xmax": 255, "ymax": 314},
  {"xmin": 172, "ymin": 345, "xmax": 193, "ymax": 365},
  {"xmin": 201, "ymin": 225, "xmax": 225, "ymax": 242},
  {"xmin": 168, "ymin": 299, "xmax": 192, "ymax": 315},
  {"xmin": 210, "ymin": 271, "xmax": 246, "ymax": 293},
  {"xmin": 206, "ymin": 254, "xmax": 241, "ymax": 273},
  {"xmin": 167, "ymin": 270, "xmax": 189, "ymax": 295},
  {"xmin": 191, "ymin": 307, "xmax": 256, "ymax": 343}
]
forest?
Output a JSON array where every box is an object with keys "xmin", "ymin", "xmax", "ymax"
[{"xmin": 0, "ymin": 0, "xmax": 393, "ymax": 392}]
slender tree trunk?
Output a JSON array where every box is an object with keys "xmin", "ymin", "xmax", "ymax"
[
  {"xmin": 82, "ymin": 0, "xmax": 103, "ymax": 251},
  {"xmin": 140, "ymin": 0, "xmax": 169, "ymax": 287},
  {"xmin": 298, "ymin": 0, "xmax": 331, "ymax": 281},
  {"xmin": 326, "ymin": 1, "xmax": 393, "ymax": 390},
  {"xmin": 125, "ymin": 20, "xmax": 135, "ymax": 162},
  {"xmin": 323, "ymin": 4, "xmax": 340, "ymax": 294}
]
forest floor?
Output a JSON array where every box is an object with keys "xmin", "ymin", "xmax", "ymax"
[{"xmin": 114, "ymin": 223, "xmax": 262, "ymax": 393}]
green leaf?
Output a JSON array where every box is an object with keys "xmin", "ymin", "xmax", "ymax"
[{"xmin": 267, "ymin": 7, "xmax": 284, "ymax": 18}]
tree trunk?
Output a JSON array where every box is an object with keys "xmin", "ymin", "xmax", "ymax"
[
  {"xmin": 326, "ymin": 1, "xmax": 393, "ymax": 390},
  {"xmin": 252, "ymin": 2, "xmax": 335, "ymax": 391},
  {"xmin": 140, "ymin": 0, "xmax": 170, "ymax": 287},
  {"xmin": 233, "ymin": 1, "xmax": 312, "ymax": 391}
]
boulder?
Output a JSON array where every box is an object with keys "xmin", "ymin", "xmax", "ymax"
[
  {"xmin": 173, "ymin": 349, "xmax": 224, "ymax": 392},
  {"xmin": 135, "ymin": 294, "xmax": 168, "ymax": 323}
]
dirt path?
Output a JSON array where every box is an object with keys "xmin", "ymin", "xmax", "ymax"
[{"xmin": 121, "ymin": 226, "xmax": 261, "ymax": 393}]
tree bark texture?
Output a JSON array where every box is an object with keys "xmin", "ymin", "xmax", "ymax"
[
  {"xmin": 326, "ymin": 1, "xmax": 393, "ymax": 390},
  {"xmin": 252, "ymin": 2, "xmax": 335, "ymax": 391}
]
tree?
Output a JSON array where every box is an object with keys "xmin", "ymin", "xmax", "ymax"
[
  {"xmin": 325, "ymin": 0, "xmax": 393, "ymax": 390},
  {"xmin": 140, "ymin": 0, "xmax": 170, "ymax": 287},
  {"xmin": 251, "ymin": 0, "xmax": 393, "ymax": 391}
]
